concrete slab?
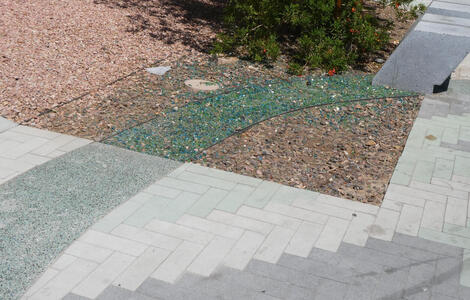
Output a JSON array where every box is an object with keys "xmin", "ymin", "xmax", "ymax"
[{"xmin": 373, "ymin": 30, "xmax": 470, "ymax": 93}]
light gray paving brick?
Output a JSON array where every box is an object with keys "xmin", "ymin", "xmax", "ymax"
[
  {"xmin": 434, "ymin": 158, "xmax": 455, "ymax": 180},
  {"xmin": 128, "ymin": 192, "xmax": 158, "ymax": 205},
  {"xmin": 157, "ymin": 191, "xmax": 200, "ymax": 222},
  {"xmin": 113, "ymin": 247, "xmax": 170, "ymax": 291},
  {"xmin": 78, "ymin": 230, "xmax": 147, "ymax": 256},
  {"xmin": 432, "ymin": 177, "xmax": 470, "ymax": 192},
  {"xmin": 23, "ymin": 268, "xmax": 60, "ymax": 298},
  {"xmin": 176, "ymin": 171, "xmax": 237, "ymax": 190},
  {"xmin": 73, "ymin": 252, "xmax": 135, "ymax": 298},
  {"xmin": 291, "ymin": 197, "xmax": 353, "ymax": 221},
  {"xmin": 413, "ymin": 160, "xmax": 435, "ymax": 183},
  {"xmin": 442, "ymin": 127, "xmax": 460, "ymax": 145},
  {"xmin": 387, "ymin": 184, "xmax": 447, "ymax": 203},
  {"xmin": 10, "ymin": 125, "xmax": 60, "ymax": 139},
  {"xmin": 244, "ymin": 180, "xmax": 281, "ymax": 208},
  {"xmin": 0, "ymin": 136, "xmax": 49, "ymax": 159},
  {"xmin": 157, "ymin": 177, "xmax": 210, "ymax": 194},
  {"xmin": 187, "ymin": 236, "xmax": 236, "ymax": 276},
  {"xmin": 151, "ymin": 241, "xmax": 204, "ymax": 284},
  {"xmin": 144, "ymin": 184, "xmax": 181, "ymax": 199},
  {"xmin": 315, "ymin": 217, "xmax": 349, "ymax": 252},
  {"xmin": 381, "ymin": 198, "xmax": 404, "ymax": 212},
  {"xmin": 315, "ymin": 193, "xmax": 379, "ymax": 215},
  {"xmin": 65, "ymin": 241, "xmax": 113, "ymax": 263},
  {"xmin": 92, "ymin": 200, "xmax": 142, "ymax": 233},
  {"xmin": 223, "ymin": 230, "xmax": 265, "ymax": 270},
  {"xmin": 454, "ymin": 156, "xmax": 470, "ymax": 178},
  {"xmin": 237, "ymin": 205, "xmax": 301, "ymax": 230},
  {"xmin": 342, "ymin": 212, "xmax": 375, "ymax": 247},
  {"xmin": 285, "ymin": 221, "xmax": 323, "ymax": 257},
  {"xmin": 207, "ymin": 210, "xmax": 274, "ymax": 235},
  {"xmin": 410, "ymin": 181, "xmax": 468, "ymax": 200},
  {"xmin": 253, "ymin": 226, "xmax": 295, "ymax": 263},
  {"xmin": 51, "ymin": 254, "xmax": 77, "ymax": 270},
  {"xmin": 445, "ymin": 196, "xmax": 469, "ymax": 226},
  {"xmin": 185, "ymin": 163, "xmax": 263, "ymax": 187},
  {"xmin": 30, "ymin": 259, "xmax": 97, "ymax": 300},
  {"xmin": 270, "ymin": 184, "xmax": 318, "ymax": 205},
  {"xmin": 30, "ymin": 134, "xmax": 76, "ymax": 156},
  {"xmin": 176, "ymin": 214, "xmax": 243, "ymax": 240},
  {"xmin": 124, "ymin": 196, "xmax": 170, "ymax": 228},
  {"xmin": 421, "ymin": 200, "xmax": 446, "ymax": 231},
  {"xmin": 216, "ymin": 183, "xmax": 255, "ymax": 213},
  {"xmin": 187, "ymin": 187, "xmax": 228, "ymax": 217},
  {"xmin": 369, "ymin": 208, "xmax": 400, "ymax": 241},
  {"xmin": 145, "ymin": 219, "xmax": 214, "ymax": 245},
  {"xmin": 0, "ymin": 117, "xmax": 16, "ymax": 133},
  {"xmin": 57, "ymin": 138, "xmax": 91, "ymax": 152},
  {"xmin": 264, "ymin": 201, "xmax": 329, "ymax": 224},
  {"xmin": 396, "ymin": 204, "xmax": 424, "ymax": 236},
  {"xmin": 111, "ymin": 224, "xmax": 181, "ymax": 251}
]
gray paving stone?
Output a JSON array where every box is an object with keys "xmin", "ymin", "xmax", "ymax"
[
  {"xmin": 314, "ymin": 279, "xmax": 348, "ymax": 300},
  {"xmin": 366, "ymin": 237, "xmax": 443, "ymax": 262},
  {"xmin": 338, "ymin": 242, "xmax": 413, "ymax": 269},
  {"xmin": 441, "ymin": 140, "xmax": 470, "ymax": 152},
  {"xmin": 373, "ymin": 29, "xmax": 470, "ymax": 93},
  {"xmin": 63, "ymin": 293, "xmax": 92, "ymax": 300},
  {"xmin": 97, "ymin": 285, "xmax": 159, "ymax": 300},
  {"xmin": 393, "ymin": 233, "xmax": 463, "ymax": 257},
  {"xmin": 427, "ymin": 7, "xmax": 470, "ymax": 20},
  {"xmin": 277, "ymin": 253, "xmax": 353, "ymax": 283},
  {"xmin": 176, "ymin": 270, "xmax": 291, "ymax": 300},
  {"xmin": 246, "ymin": 259, "xmax": 320, "ymax": 290},
  {"xmin": 138, "ymin": 278, "xmax": 216, "ymax": 300}
]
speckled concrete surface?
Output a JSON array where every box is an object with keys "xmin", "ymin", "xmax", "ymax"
[{"xmin": 0, "ymin": 143, "xmax": 180, "ymax": 300}]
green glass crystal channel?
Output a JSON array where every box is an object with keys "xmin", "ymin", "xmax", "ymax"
[{"xmin": 103, "ymin": 74, "xmax": 415, "ymax": 161}]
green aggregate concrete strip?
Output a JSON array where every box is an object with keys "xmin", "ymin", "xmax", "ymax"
[
  {"xmin": 0, "ymin": 143, "xmax": 181, "ymax": 300},
  {"xmin": 103, "ymin": 74, "xmax": 415, "ymax": 161}
]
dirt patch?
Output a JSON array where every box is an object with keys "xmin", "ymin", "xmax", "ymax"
[{"xmin": 196, "ymin": 96, "xmax": 422, "ymax": 205}]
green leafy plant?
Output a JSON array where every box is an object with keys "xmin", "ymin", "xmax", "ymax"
[{"xmin": 213, "ymin": 0, "xmax": 422, "ymax": 73}]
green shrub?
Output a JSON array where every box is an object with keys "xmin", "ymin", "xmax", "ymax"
[{"xmin": 213, "ymin": 0, "xmax": 421, "ymax": 73}]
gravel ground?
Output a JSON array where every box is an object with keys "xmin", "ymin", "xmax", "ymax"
[
  {"xmin": 0, "ymin": 0, "xmax": 219, "ymax": 122},
  {"xmin": 196, "ymin": 96, "xmax": 422, "ymax": 204}
]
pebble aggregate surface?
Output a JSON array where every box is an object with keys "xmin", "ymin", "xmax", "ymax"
[{"xmin": 0, "ymin": 143, "xmax": 180, "ymax": 300}]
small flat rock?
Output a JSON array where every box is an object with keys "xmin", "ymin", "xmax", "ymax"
[
  {"xmin": 146, "ymin": 66, "xmax": 171, "ymax": 75},
  {"xmin": 218, "ymin": 56, "xmax": 239, "ymax": 65},
  {"xmin": 185, "ymin": 79, "xmax": 219, "ymax": 91}
]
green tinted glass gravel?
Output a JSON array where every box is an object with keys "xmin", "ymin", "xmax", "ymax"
[{"xmin": 103, "ymin": 73, "xmax": 415, "ymax": 161}]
